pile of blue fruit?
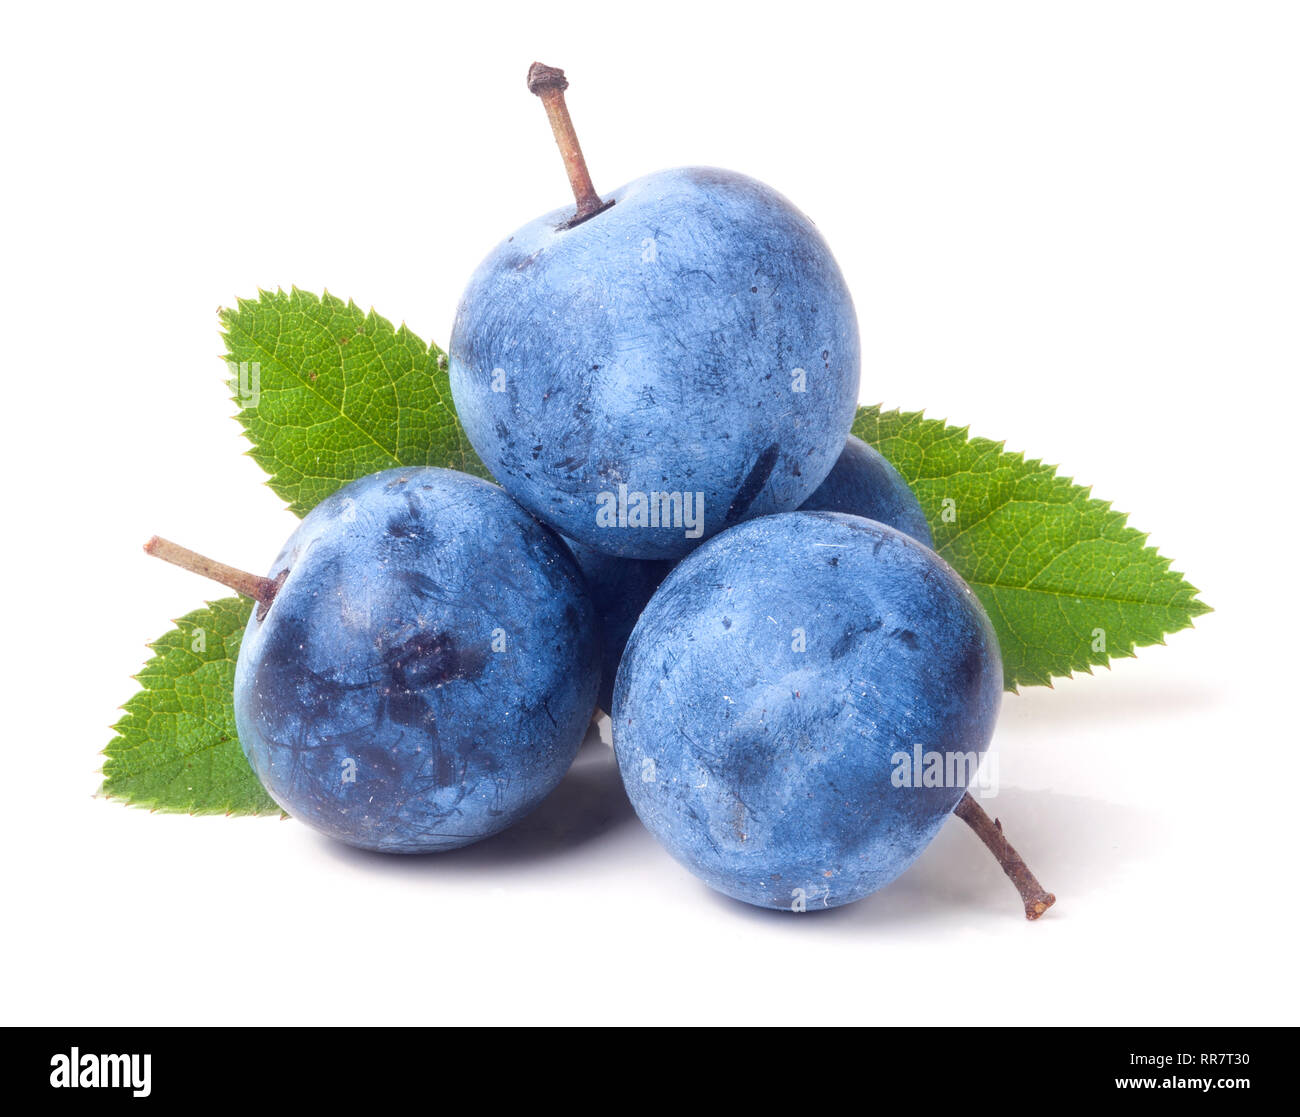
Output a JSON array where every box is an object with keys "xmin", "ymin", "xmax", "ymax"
[{"xmin": 149, "ymin": 64, "xmax": 1053, "ymax": 919}]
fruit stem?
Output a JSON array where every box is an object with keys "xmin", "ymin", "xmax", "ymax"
[
  {"xmin": 954, "ymin": 792, "xmax": 1057, "ymax": 921},
  {"xmin": 143, "ymin": 535, "xmax": 284, "ymax": 618},
  {"xmin": 527, "ymin": 62, "xmax": 613, "ymax": 227}
]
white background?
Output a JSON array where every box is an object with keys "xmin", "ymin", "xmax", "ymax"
[{"xmin": 2, "ymin": 1, "xmax": 1296, "ymax": 1026}]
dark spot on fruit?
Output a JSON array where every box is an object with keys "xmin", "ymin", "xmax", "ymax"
[
  {"xmin": 955, "ymin": 635, "xmax": 986, "ymax": 694},
  {"xmin": 387, "ymin": 516, "xmax": 421, "ymax": 540},
  {"xmin": 830, "ymin": 617, "xmax": 883, "ymax": 659},
  {"xmin": 388, "ymin": 688, "xmax": 435, "ymax": 729},
  {"xmin": 892, "ymin": 629, "xmax": 919, "ymax": 649},
  {"xmin": 386, "ymin": 631, "xmax": 483, "ymax": 690},
  {"xmin": 434, "ymin": 751, "xmax": 460, "ymax": 787}
]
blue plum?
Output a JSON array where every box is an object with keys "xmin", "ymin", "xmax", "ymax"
[
  {"xmin": 800, "ymin": 435, "xmax": 933, "ymax": 547},
  {"xmin": 233, "ymin": 467, "xmax": 599, "ymax": 853},
  {"xmin": 449, "ymin": 166, "xmax": 861, "ymax": 561},
  {"xmin": 562, "ymin": 536, "xmax": 671, "ymax": 714},
  {"xmin": 612, "ymin": 511, "xmax": 1002, "ymax": 911}
]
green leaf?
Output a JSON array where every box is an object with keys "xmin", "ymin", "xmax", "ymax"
[
  {"xmin": 853, "ymin": 405, "xmax": 1210, "ymax": 690},
  {"xmin": 220, "ymin": 287, "xmax": 488, "ymax": 516},
  {"xmin": 102, "ymin": 598, "xmax": 281, "ymax": 815}
]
